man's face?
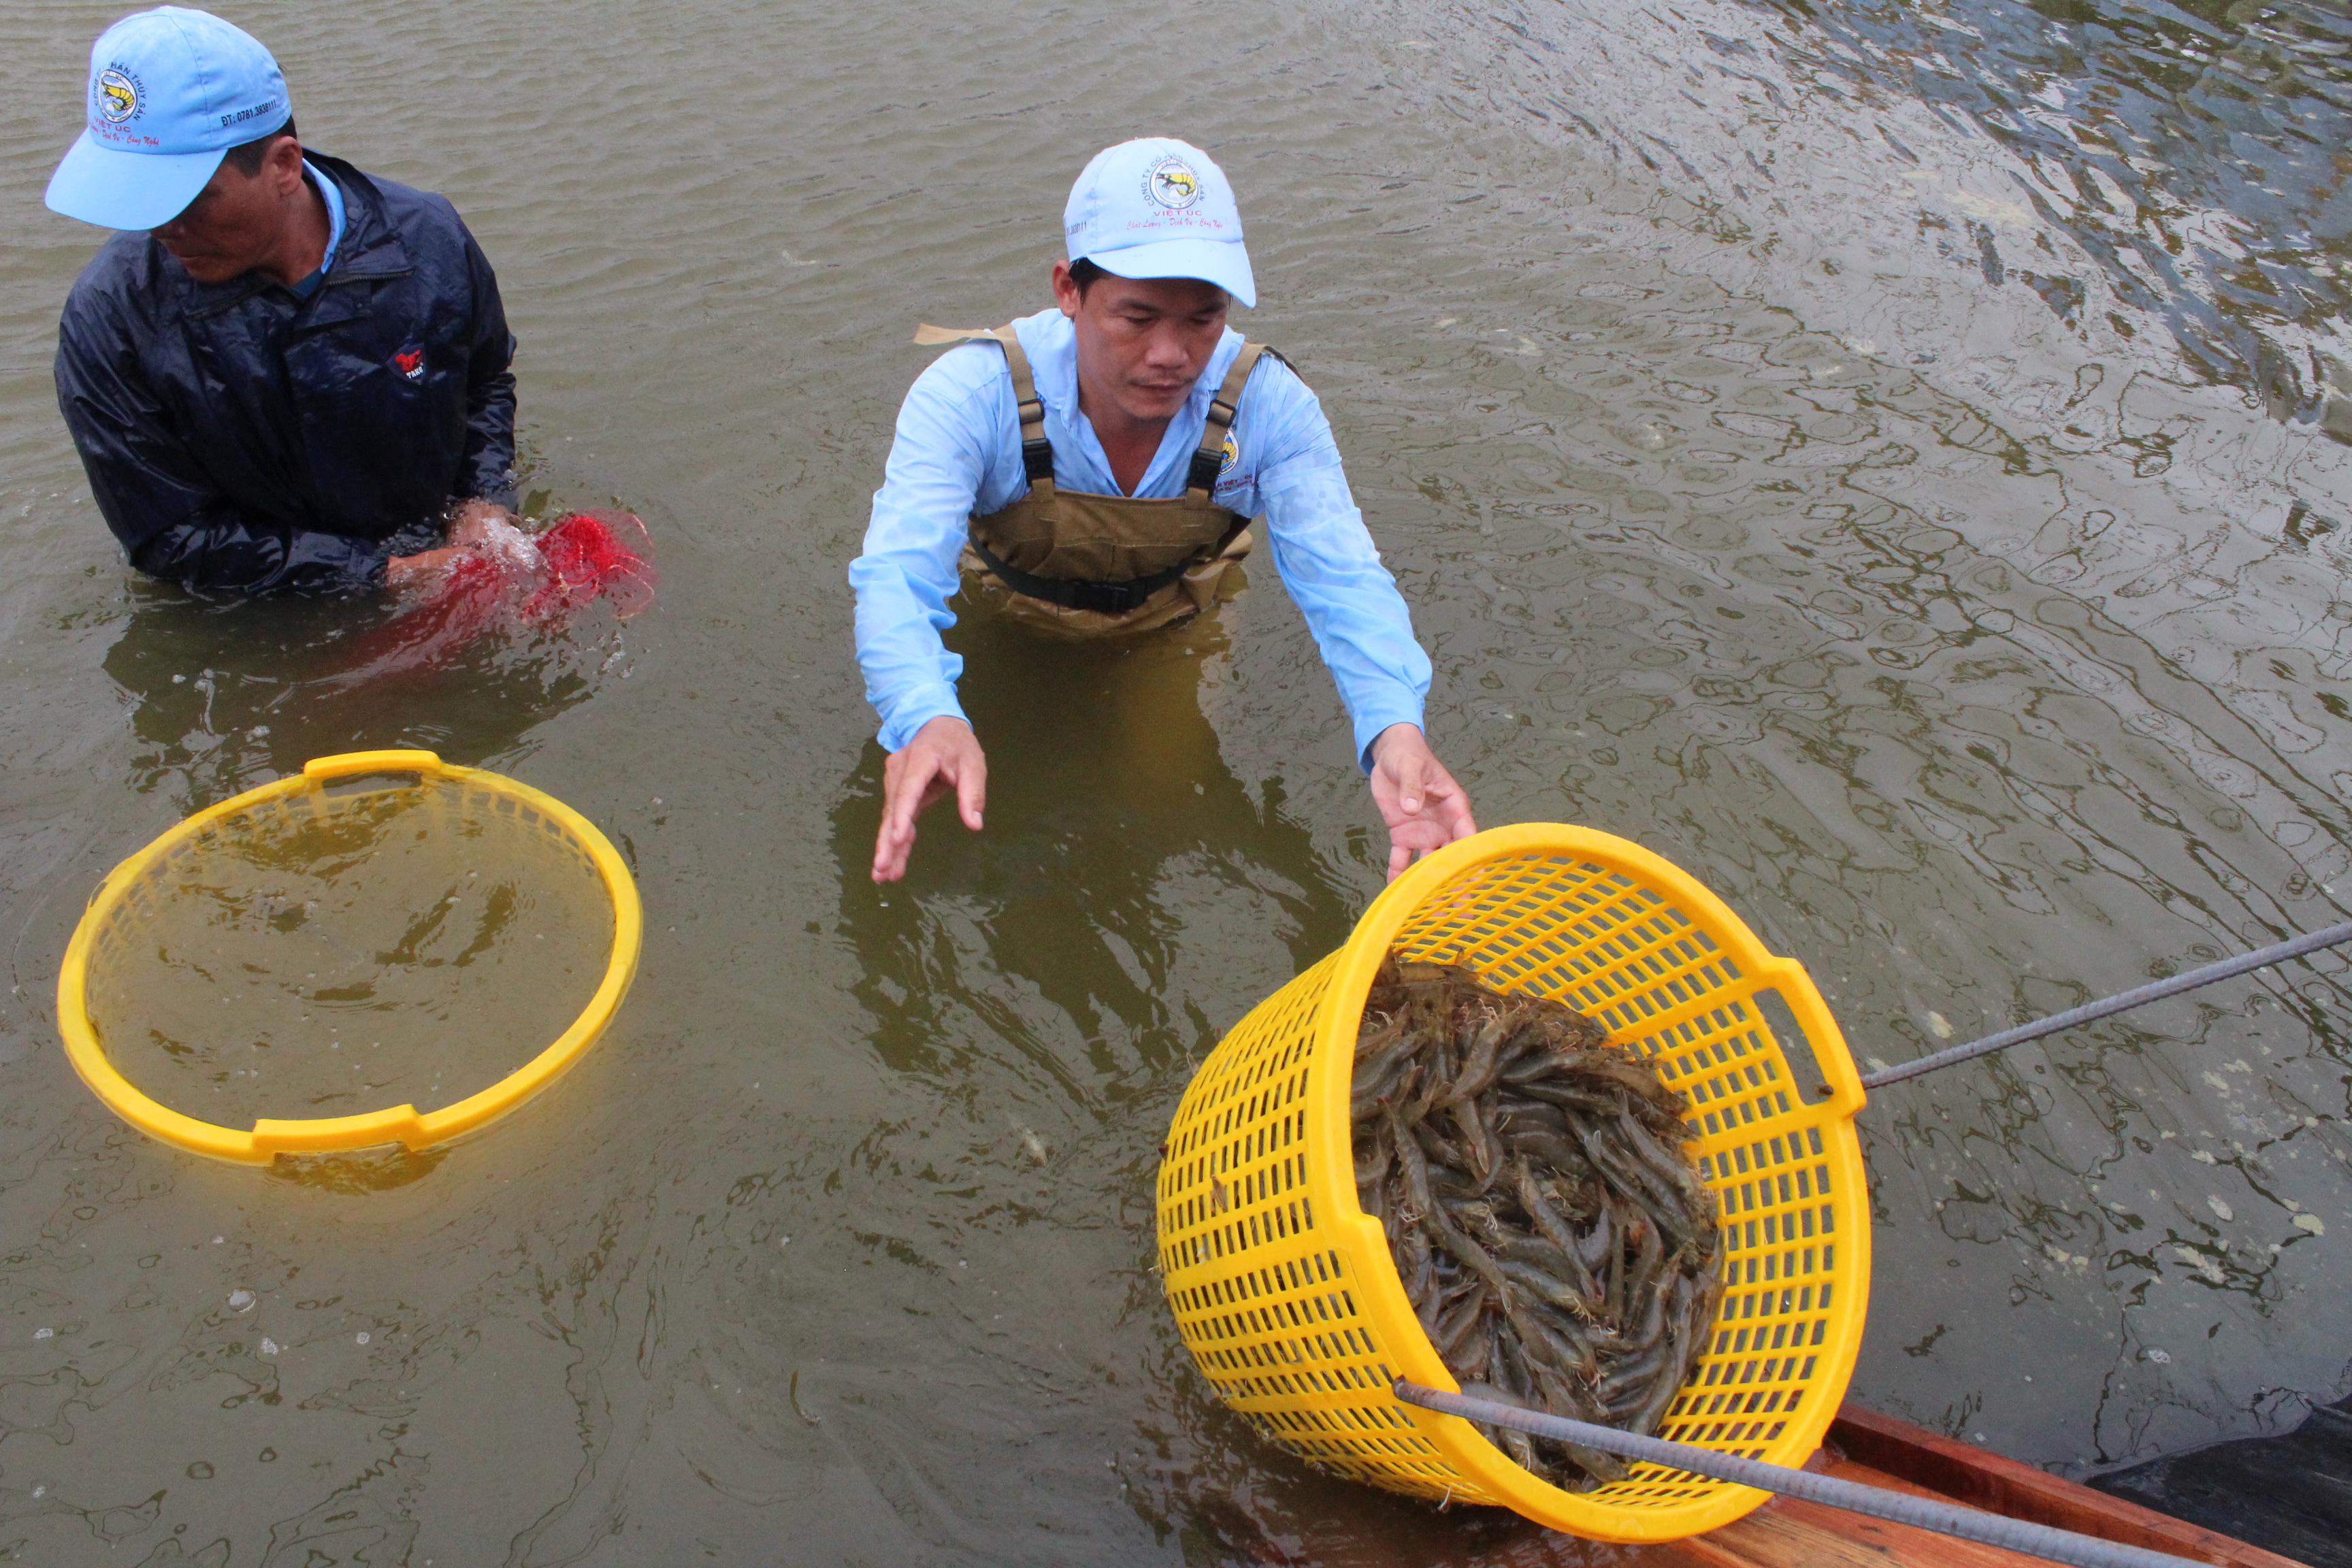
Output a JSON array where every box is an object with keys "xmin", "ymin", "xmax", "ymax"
[
  {"xmin": 1056, "ymin": 266, "xmax": 1230, "ymax": 427},
  {"xmin": 151, "ymin": 136, "xmax": 304, "ymax": 284}
]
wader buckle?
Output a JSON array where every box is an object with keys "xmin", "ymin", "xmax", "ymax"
[{"xmin": 1022, "ymin": 436, "xmax": 1056, "ymax": 484}]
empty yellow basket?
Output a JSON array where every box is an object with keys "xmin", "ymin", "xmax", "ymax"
[
  {"xmin": 1154, "ymin": 823, "xmax": 1869, "ymax": 1541},
  {"xmin": 56, "ymin": 750, "xmax": 640, "ymax": 1164}
]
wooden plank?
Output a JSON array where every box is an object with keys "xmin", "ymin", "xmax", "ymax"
[
  {"xmin": 1473, "ymin": 1406, "xmax": 2302, "ymax": 1568},
  {"xmin": 1699, "ymin": 1472, "xmax": 2068, "ymax": 1568},
  {"xmin": 1829, "ymin": 1404, "xmax": 2309, "ymax": 1568},
  {"xmin": 1492, "ymin": 1458, "xmax": 2131, "ymax": 1568},
  {"xmin": 1499, "ymin": 1428, "xmax": 2301, "ymax": 1568}
]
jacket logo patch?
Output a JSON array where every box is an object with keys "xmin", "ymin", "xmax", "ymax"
[{"xmin": 393, "ymin": 347, "xmax": 425, "ymax": 382}]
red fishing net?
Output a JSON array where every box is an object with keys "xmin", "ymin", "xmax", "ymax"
[
  {"xmin": 519, "ymin": 512, "xmax": 657, "ymax": 622},
  {"xmin": 333, "ymin": 512, "xmax": 655, "ymax": 684}
]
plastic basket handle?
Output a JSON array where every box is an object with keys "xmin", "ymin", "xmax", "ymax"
[
  {"xmin": 302, "ymin": 749, "xmax": 446, "ymax": 782},
  {"xmin": 1758, "ymin": 958, "xmax": 1865, "ymax": 1117},
  {"xmin": 252, "ymin": 1107, "xmax": 428, "ymax": 1157}
]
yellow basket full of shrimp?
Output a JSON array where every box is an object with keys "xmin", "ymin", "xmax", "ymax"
[{"xmin": 1154, "ymin": 824, "xmax": 1870, "ymax": 1542}]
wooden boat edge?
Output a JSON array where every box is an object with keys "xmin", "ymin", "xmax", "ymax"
[{"xmin": 1814, "ymin": 1403, "xmax": 2312, "ymax": 1568}]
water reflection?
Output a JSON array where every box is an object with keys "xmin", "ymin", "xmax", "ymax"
[
  {"xmin": 832, "ymin": 604, "xmax": 1358, "ymax": 1101},
  {"xmin": 1122, "ymin": 1362, "xmax": 1595, "ymax": 1567},
  {"xmin": 101, "ymin": 572, "xmax": 633, "ymax": 809},
  {"xmin": 265, "ymin": 1145, "xmax": 448, "ymax": 1194},
  {"xmin": 1405, "ymin": 0, "xmax": 2352, "ymax": 446},
  {"xmin": 1758, "ymin": 0, "xmax": 2352, "ymax": 423}
]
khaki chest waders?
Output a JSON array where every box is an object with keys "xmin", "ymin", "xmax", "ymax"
[{"xmin": 914, "ymin": 322, "xmax": 1270, "ymax": 636}]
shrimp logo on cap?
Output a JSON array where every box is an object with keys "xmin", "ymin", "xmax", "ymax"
[
  {"xmin": 1143, "ymin": 154, "xmax": 1204, "ymax": 212},
  {"xmin": 96, "ymin": 67, "xmax": 141, "ymax": 124}
]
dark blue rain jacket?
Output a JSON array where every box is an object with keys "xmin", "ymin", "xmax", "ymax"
[{"xmin": 53, "ymin": 152, "xmax": 517, "ymax": 595}]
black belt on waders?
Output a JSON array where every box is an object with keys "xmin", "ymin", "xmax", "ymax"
[
  {"xmin": 914, "ymin": 321, "xmax": 1271, "ymax": 619},
  {"xmin": 962, "ymin": 527, "xmax": 1243, "ymax": 615}
]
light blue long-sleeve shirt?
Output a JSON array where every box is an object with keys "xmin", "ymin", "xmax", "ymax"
[{"xmin": 849, "ymin": 307, "xmax": 1431, "ymax": 767}]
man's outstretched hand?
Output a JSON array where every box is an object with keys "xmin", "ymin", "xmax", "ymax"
[
  {"xmin": 873, "ymin": 715, "xmax": 987, "ymax": 883},
  {"xmin": 1369, "ymin": 722, "xmax": 1477, "ymax": 881},
  {"xmin": 385, "ymin": 500, "xmax": 522, "ymax": 591}
]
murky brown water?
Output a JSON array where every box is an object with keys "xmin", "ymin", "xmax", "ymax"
[
  {"xmin": 88, "ymin": 776, "xmax": 612, "ymax": 1126},
  {"xmin": 3, "ymin": 0, "xmax": 2350, "ymax": 1562}
]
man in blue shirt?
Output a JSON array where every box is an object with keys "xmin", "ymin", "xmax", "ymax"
[
  {"xmin": 46, "ymin": 7, "xmax": 518, "ymax": 596},
  {"xmin": 853, "ymin": 137, "xmax": 1476, "ymax": 883}
]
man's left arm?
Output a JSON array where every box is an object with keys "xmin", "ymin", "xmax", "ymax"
[
  {"xmin": 1250, "ymin": 365, "xmax": 1477, "ymax": 875},
  {"xmin": 454, "ymin": 225, "xmax": 518, "ymax": 509}
]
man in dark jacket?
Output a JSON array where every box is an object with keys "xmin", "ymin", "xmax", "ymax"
[{"xmin": 46, "ymin": 6, "xmax": 517, "ymax": 596}]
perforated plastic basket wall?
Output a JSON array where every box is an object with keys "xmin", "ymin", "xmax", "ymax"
[{"xmin": 1154, "ymin": 824, "xmax": 1869, "ymax": 1541}]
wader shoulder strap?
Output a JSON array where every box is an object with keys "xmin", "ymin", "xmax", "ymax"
[
  {"xmin": 1186, "ymin": 342, "xmax": 1269, "ymax": 498},
  {"xmin": 962, "ymin": 338, "xmax": 1269, "ymax": 610},
  {"xmin": 983, "ymin": 338, "xmax": 1264, "ymax": 606},
  {"xmin": 912, "ymin": 323, "xmax": 1054, "ymax": 490}
]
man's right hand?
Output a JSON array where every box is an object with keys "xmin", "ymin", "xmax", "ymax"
[
  {"xmin": 445, "ymin": 500, "xmax": 514, "ymax": 547},
  {"xmin": 384, "ymin": 546, "xmax": 467, "ymax": 591},
  {"xmin": 385, "ymin": 502, "xmax": 526, "ymax": 591},
  {"xmin": 873, "ymin": 715, "xmax": 987, "ymax": 883}
]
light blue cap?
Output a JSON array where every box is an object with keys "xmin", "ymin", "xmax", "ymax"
[
  {"xmin": 44, "ymin": 7, "xmax": 291, "ymax": 231},
  {"xmin": 1064, "ymin": 137, "xmax": 1256, "ymax": 309}
]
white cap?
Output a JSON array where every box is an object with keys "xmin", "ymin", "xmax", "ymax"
[{"xmin": 1063, "ymin": 137, "xmax": 1255, "ymax": 309}]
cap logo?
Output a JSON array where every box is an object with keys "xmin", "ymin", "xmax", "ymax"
[
  {"xmin": 96, "ymin": 67, "xmax": 141, "ymax": 124},
  {"xmin": 1143, "ymin": 154, "xmax": 1203, "ymax": 212}
]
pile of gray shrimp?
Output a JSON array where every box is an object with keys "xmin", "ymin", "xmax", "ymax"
[{"xmin": 1351, "ymin": 952, "xmax": 1727, "ymax": 1492}]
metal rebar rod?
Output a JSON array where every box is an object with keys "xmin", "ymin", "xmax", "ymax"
[
  {"xmin": 1857, "ymin": 919, "xmax": 2352, "ymax": 1091},
  {"xmin": 1392, "ymin": 1381, "xmax": 2204, "ymax": 1568}
]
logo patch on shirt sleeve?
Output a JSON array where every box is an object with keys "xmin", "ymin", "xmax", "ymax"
[
  {"xmin": 393, "ymin": 346, "xmax": 425, "ymax": 382},
  {"xmin": 1218, "ymin": 431, "xmax": 1239, "ymax": 476}
]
